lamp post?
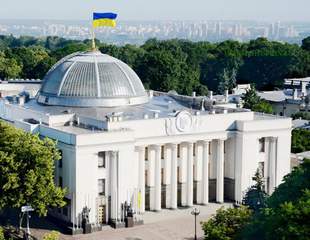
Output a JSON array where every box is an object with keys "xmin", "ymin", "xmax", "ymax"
[{"xmin": 191, "ymin": 207, "xmax": 200, "ymax": 240}]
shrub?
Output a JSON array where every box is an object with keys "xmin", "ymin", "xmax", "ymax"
[{"xmin": 201, "ymin": 206, "xmax": 252, "ymax": 240}]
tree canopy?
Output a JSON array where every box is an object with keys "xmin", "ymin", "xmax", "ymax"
[
  {"xmin": 0, "ymin": 120, "xmax": 66, "ymax": 216},
  {"xmin": 242, "ymin": 86, "xmax": 273, "ymax": 113},
  {"xmin": 1, "ymin": 35, "xmax": 310, "ymax": 95},
  {"xmin": 243, "ymin": 168, "xmax": 268, "ymax": 213},
  {"xmin": 202, "ymin": 159, "xmax": 310, "ymax": 240},
  {"xmin": 201, "ymin": 206, "xmax": 253, "ymax": 240},
  {"xmin": 291, "ymin": 129, "xmax": 310, "ymax": 153}
]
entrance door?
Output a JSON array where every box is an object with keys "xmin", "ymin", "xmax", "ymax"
[{"xmin": 98, "ymin": 205, "xmax": 106, "ymax": 224}]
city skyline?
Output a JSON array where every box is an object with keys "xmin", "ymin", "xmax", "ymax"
[
  {"xmin": 0, "ymin": 19, "xmax": 308, "ymax": 46},
  {"xmin": 0, "ymin": 0, "xmax": 309, "ymax": 22}
]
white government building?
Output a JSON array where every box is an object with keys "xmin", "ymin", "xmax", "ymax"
[{"xmin": 0, "ymin": 51, "xmax": 291, "ymax": 230}]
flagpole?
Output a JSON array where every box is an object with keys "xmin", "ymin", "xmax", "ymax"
[
  {"xmin": 91, "ymin": 11, "xmax": 96, "ymax": 51},
  {"xmin": 91, "ymin": 26, "xmax": 96, "ymax": 50}
]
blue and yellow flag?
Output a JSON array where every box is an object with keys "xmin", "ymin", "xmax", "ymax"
[{"xmin": 93, "ymin": 12, "xmax": 117, "ymax": 28}]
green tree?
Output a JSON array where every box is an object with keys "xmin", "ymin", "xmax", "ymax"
[
  {"xmin": 242, "ymin": 159, "xmax": 310, "ymax": 240},
  {"xmin": 0, "ymin": 120, "xmax": 66, "ymax": 217},
  {"xmin": 302, "ymin": 36, "xmax": 310, "ymax": 52},
  {"xmin": 201, "ymin": 206, "xmax": 252, "ymax": 240},
  {"xmin": 291, "ymin": 129, "xmax": 310, "ymax": 153},
  {"xmin": 51, "ymin": 42, "xmax": 89, "ymax": 60},
  {"xmin": 242, "ymin": 86, "xmax": 261, "ymax": 110},
  {"xmin": 0, "ymin": 52, "xmax": 22, "ymax": 79},
  {"xmin": 8, "ymin": 46, "xmax": 50, "ymax": 79},
  {"xmin": 243, "ymin": 168, "xmax": 268, "ymax": 213},
  {"xmin": 252, "ymin": 100, "xmax": 273, "ymax": 114},
  {"xmin": 291, "ymin": 111, "xmax": 310, "ymax": 120},
  {"xmin": 268, "ymin": 159, "xmax": 310, "ymax": 208},
  {"xmin": 242, "ymin": 86, "xmax": 273, "ymax": 113}
]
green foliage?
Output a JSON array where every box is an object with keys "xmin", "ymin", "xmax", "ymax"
[
  {"xmin": 242, "ymin": 86, "xmax": 273, "ymax": 113},
  {"xmin": 243, "ymin": 169, "xmax": 268, "ymax": 213},
  {"xmin": 1, "ymin": 34, "xmax": 310, "ymax": 95},
  {"xmin": 51, "ymin": 42, "xmax": 89, "ymax": 60},
  {"xmin": 0, "ymin": 227, "xmax": 4, "ymax": 240},
  {"xmin": 242, "ymin": 159, "xmax": 310, "ymax": 240},
  {"xmin": 263, "ymin": 190, "xmax": 310, "ymax": 240},
  {"xmin": 0, "ymin": 51, "xmax": 22, "ymax": 79},
  {"xmin": 202, "ymin": 160, "xmax": 310, "ymax": 240},
  {"xmin": 42, "ymin": 231, "xmax": 60, "ymax": 240},
  {"xmin": 302, "ymin": 36, "xmax": 310, "ymax": 52},
  {"xmin": 291, "ymin": 111, "xmax": 310, "ymax": 120},
  {"xmin": 291, "ymin": 129, "xmax": 310, "ymax": 153},
  {"xmin": 252, "ymin": 100, "xmax": 273, "ymax": 114},
  {"xmin": 268, "ymin": 159, "xmax": 310, "ymax": 208},
  {"xmin": 0, "ymin": 120, "xmax": 66, "ymax": 216},
  {"xmin": 201, "ymin": 206, "xmax": 252, "ymax": 240}
]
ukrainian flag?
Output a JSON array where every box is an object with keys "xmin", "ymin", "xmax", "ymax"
[{"xmin": 93, "ymin": 12, "xmax": 117, "ymax": 28}]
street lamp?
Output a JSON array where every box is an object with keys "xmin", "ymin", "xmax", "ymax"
[{"xmin": 191, "ymin": 207, "xmax": 200, "ymax": 240}]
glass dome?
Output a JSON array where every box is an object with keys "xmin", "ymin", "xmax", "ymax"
[{"xmin": 37, "ymin": 50, "xmax": 148, "ymax": 107}]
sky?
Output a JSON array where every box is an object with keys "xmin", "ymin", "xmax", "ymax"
[{"xmin": 0, "ymin": 0, "xmax": 309, "ymax": 22}]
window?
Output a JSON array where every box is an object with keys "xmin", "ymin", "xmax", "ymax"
[
  {"xmin": 224, "ymin": 141, "xmax": 226, "ymax": 154},
  {"xmin": 259, "ymin": 138, "xmax": 265, "ymax": 152},
  {"xmin": 177, "ymin": 144, "xmax": 180, "ymax": 158},
  {"xmin": 59, "ymin": 176, "xmax": 63, "ymax": 188},
  {"xmin": 98, "ymin": 179, "xmax": 105, "ymax": 196},
  {"xmin": 58, "ymin": 150, "xmax": 63, "ymax": 168},
  {"xmin": 193, "ymin": 143, "xmax": 196, "ymax": 156},
  {"xmin": 161, "ymin": 146, "xmax": 165, "ymax": 159},
  {"xmin": 98, "ymin": 151, "xmax": 106, "ymax": 168},
  {"xmin": 145, "ymin": 147, "xmax": 148, "ymax": 161}
]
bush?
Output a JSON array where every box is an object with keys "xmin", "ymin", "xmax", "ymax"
[
  {"xmin": 291, "ymin": 129, "xmax": 310, "ymax": 153},
  {"xmin": 291, "ymin": 111, "xmax": 310, "ymax": 120},
  {"xmin": 0, "ymin": 227, "xmax": 4, "ymax": 240},
  {"xmin": 201, "ymin": 206, "xmax": 252, "ymax": 240},
  {"xmin": 242, "ymin": 159, "xmax": 310, "ymax": 240},
  {"xmin": 42, "ymin": 231, "xmax": 60, "ymax": 240}
]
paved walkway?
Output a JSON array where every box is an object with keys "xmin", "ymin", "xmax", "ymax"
[{"xmin": 31, "ymin": 203, "xmax": 231, "ymax": 240}]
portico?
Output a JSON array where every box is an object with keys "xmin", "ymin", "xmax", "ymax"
[{"xmin": 136, "ymin": 137, "xmax": 240, "ymax": 212}]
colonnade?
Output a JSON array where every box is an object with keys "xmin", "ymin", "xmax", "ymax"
[{"xmin": 136, "ymin": 139, "xmax": 225, "ymax": 212}]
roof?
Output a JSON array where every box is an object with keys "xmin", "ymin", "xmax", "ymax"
[
  {"xmin": 37, "ymin": 50, "xmax": 148, "ymax": 107},
  {"xmin": 292, "ymin": 119, "xmax": 310, "ymax": 129}
]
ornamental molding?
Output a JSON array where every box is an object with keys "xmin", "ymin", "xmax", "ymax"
[{"xmin": 165, "ymin": 110, "xmax": 202, "ymax": 135}]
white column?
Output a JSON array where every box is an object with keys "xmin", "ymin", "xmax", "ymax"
[
  {"xmin": 180, "ymin": 143, "xmax": 187, "ymax": 206},
  {"xmin": 137, "ymin": 146, "xmax": 145, "ymax": 213},
  {"xmin": 110, "ymin": 151, "xmax": 118, "ymax": 221},
  {"xmin": 194, "ymin": 142, "xmax": 203, "ymax": 204},
  {"xmin": 216, "ymin": 139, "xmax": 224, "ymax": 203},
  {"xmin": 187, "ymin": 142, "xmax": 194, "ymax": 206},
  {"xmin": 164, "ymin": 145, "xmax": 171, "ymax": 208},
  {"xmin": 154, "ymin": 145, "xmax": 161, "ymax": 211},
  {"xmin": 148, "ymin": 146, "xmax": 155, "ymax": 211},
  {"xmin": 170, "ymin": 143, "xmax": 178, "ymax": 209},
  {"xmin": 202, "ymin": 140, "xmax": 210, "ymax": 205},
  {"xmin": 268, "ymin": 137, "xmax": 277, "ymax": 195}
]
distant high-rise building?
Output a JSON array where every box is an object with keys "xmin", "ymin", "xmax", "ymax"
[
  {"xmin": 202, "ymin": 23, "xmax": 208, "ymax": 37},
  {"xmin": 275, "ymin": 21, "xmax": 281, "ymax": 39},
  {"xmin": 215, "ymin": 21, "xmax": 222, "ymax": 38}
]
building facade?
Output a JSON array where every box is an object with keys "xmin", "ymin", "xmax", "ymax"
[{"xmin": 0, "ymin": 51, "xmax": 291, "ymax": 229}]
